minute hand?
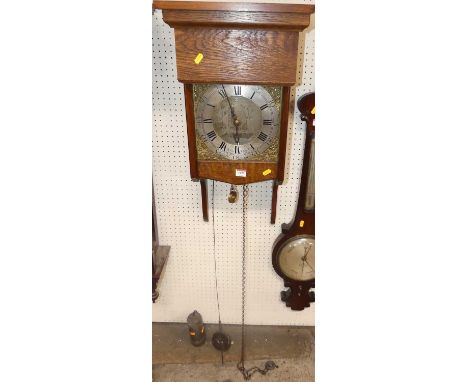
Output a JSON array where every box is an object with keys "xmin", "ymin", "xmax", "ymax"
[
  {"xmin": 303, "ymin": 246, "xmax": 314, "ymax": 270},
  {"xmin": 222, "ymin": 85, "xmax": 240, "ymax": 144},
  {"xmin": 223, "ymin": 85, "xmax": 235, "ymax": 118}
]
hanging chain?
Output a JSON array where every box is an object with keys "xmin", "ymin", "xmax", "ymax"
[
  {"xmin": 237, "ymin": 185, "xmax": 278, "ymax": 380},
  {"xmin": 239, "ymin": 185, "xmax": 248, "ymax": 370},
  {"xmin": 211, "ymin": 180, "xmax": 224, "ymax": 364}
]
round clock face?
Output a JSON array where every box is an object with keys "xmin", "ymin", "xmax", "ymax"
[
  {"xmin": 277, "ymin": 235, "xmax": 315, "ymax": 282},
  {"xmin": 195, "ymin": 84, "xmax": 280, "ymax": 160}
]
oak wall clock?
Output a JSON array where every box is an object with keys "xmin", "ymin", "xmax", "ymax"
[{"xmin": 153, "ymin": 1, "xmax": 314, "ymax": 222}]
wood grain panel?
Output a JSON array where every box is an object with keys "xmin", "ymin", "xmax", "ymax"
[
  {"xmin": 174, "ymin": 28, "xmax": 299, "ymax": 85},
  {"xmin": 198, "ymin": 160, "xmax": 277, "ymax": 185}
]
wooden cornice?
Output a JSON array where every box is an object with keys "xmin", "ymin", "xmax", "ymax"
[
  {"xmin": 153, "ymin": 1, "xmax": 314, "ymax": 13},
  {"xmin": 153, "ymin": 1, "xmax": 315, "ymax": 31}
]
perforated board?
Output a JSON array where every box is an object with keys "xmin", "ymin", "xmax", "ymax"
[{"xmin": 152, "ymin": 0, "xmax": 315, "ymax": 325}]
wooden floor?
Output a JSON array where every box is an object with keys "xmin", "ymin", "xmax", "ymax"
[{"xmin": 153, "ymin": 322, "xmax": 314, "ymax": 382}]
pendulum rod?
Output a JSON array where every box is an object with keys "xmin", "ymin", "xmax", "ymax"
[{"xmin": 211, "ymin": 180, "xmax": 225, "ymax": 364}]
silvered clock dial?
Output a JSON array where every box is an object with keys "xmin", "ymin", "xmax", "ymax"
[
  {"xmin": 194, "ymin": 84, "xmax": 281, "ymax": 161},
  {"xmin": 277, "ymin": 235, "xmax": 315, "ymax": 282}
]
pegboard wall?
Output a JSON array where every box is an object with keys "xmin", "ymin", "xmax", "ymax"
[{"xmin": 152, "ymin": 0, "xmax": 315, "ymax": 325}]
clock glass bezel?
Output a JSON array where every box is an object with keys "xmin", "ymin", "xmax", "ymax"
[{"xmin": 277, "ymin": 234, "xmax": 315, "ymax": 282}]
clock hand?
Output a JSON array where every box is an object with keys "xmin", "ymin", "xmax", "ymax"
[
  {"xmin": 305, "ymin": 257, "xmax": 314, "ymax": 271},
  {"xmin": 301, "ymin": 244, "xmax": 314, "ymax": 270},
  {"xmin": 222, "ymin": 85, "xmax": 241, "ymax": 144},
  {"xmin": 302, "ymin": 244, "xmax": 315, "ymax": 271},
  {"xmin": 222, "ymin": 85, "xmax": 235, "ymax": 118},
  {"xmin": 301, "ymin": 245, "xmax": 310, "ymax": 260}
]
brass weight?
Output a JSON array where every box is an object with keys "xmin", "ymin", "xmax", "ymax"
[{"xmin": 228, "ymin": 185, "xmax": 239, "ymax": 203}]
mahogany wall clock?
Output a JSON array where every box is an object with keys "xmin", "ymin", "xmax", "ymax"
[
  {"xmin": 153, "ymin": 1, "xmax": 314, "ymax": 223},
  {"xmin": 272, "ymin": 92, "xmax": 315, "ymax": 311}
]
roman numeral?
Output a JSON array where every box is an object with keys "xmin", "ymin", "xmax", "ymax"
[
  {"xmin": 234, "ymin": 86, "xmax": 242, "ymax": 96},
  {"xmin": 207, "ymin": 131, "xmax": 217, "ymax": 141},
  {"xmin": 203, "ymin": 118, "xmax": 213, "ymax": 123},
  {"xmin": 207, "ymin": 104, "xmax": 216, "ymax": 108},
  {"xmin": 250, "ymin": 144, "xmax": 256, "ymax": 151},
  {"xmin": 250, "ymin": 91, "xmax": 256, "ymax": 99},
  {"xmin": 258, "ymin": 132, "xmax": 268, "ymax": 142},
  {"xmin": 260, "ymin": 101, "xmax": 274, "ymax": 111},
  {"xmin": 235, "ymin": 145, "xmax": 240, "ymax": 154},
  {"xmin": 219, "ymin": 141, "xmax": 227, "ymax": 151},
  {"xmin": 218, "ymin": 89, "xmax": 227, "ymax": 99},
  {"xmin": 263, "ymin": 119, "xmax": 273, "ymax": 126}
]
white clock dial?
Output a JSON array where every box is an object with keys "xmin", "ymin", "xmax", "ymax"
[
  {"xmin": 277, "ymin": 235, "xmax": 315, "ymax": 282},
  {"xmin": 195, "ymin": 84, "xmax": 280, "ymax": 160}
]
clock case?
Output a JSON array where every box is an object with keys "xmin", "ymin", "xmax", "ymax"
[
  {"xmin": 272, "ymin": 92, "xmax": 315, "ymax": 311},
  {"xmin": 153, "ymin": 1, "xmax": 314, "ymax": 223}
]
